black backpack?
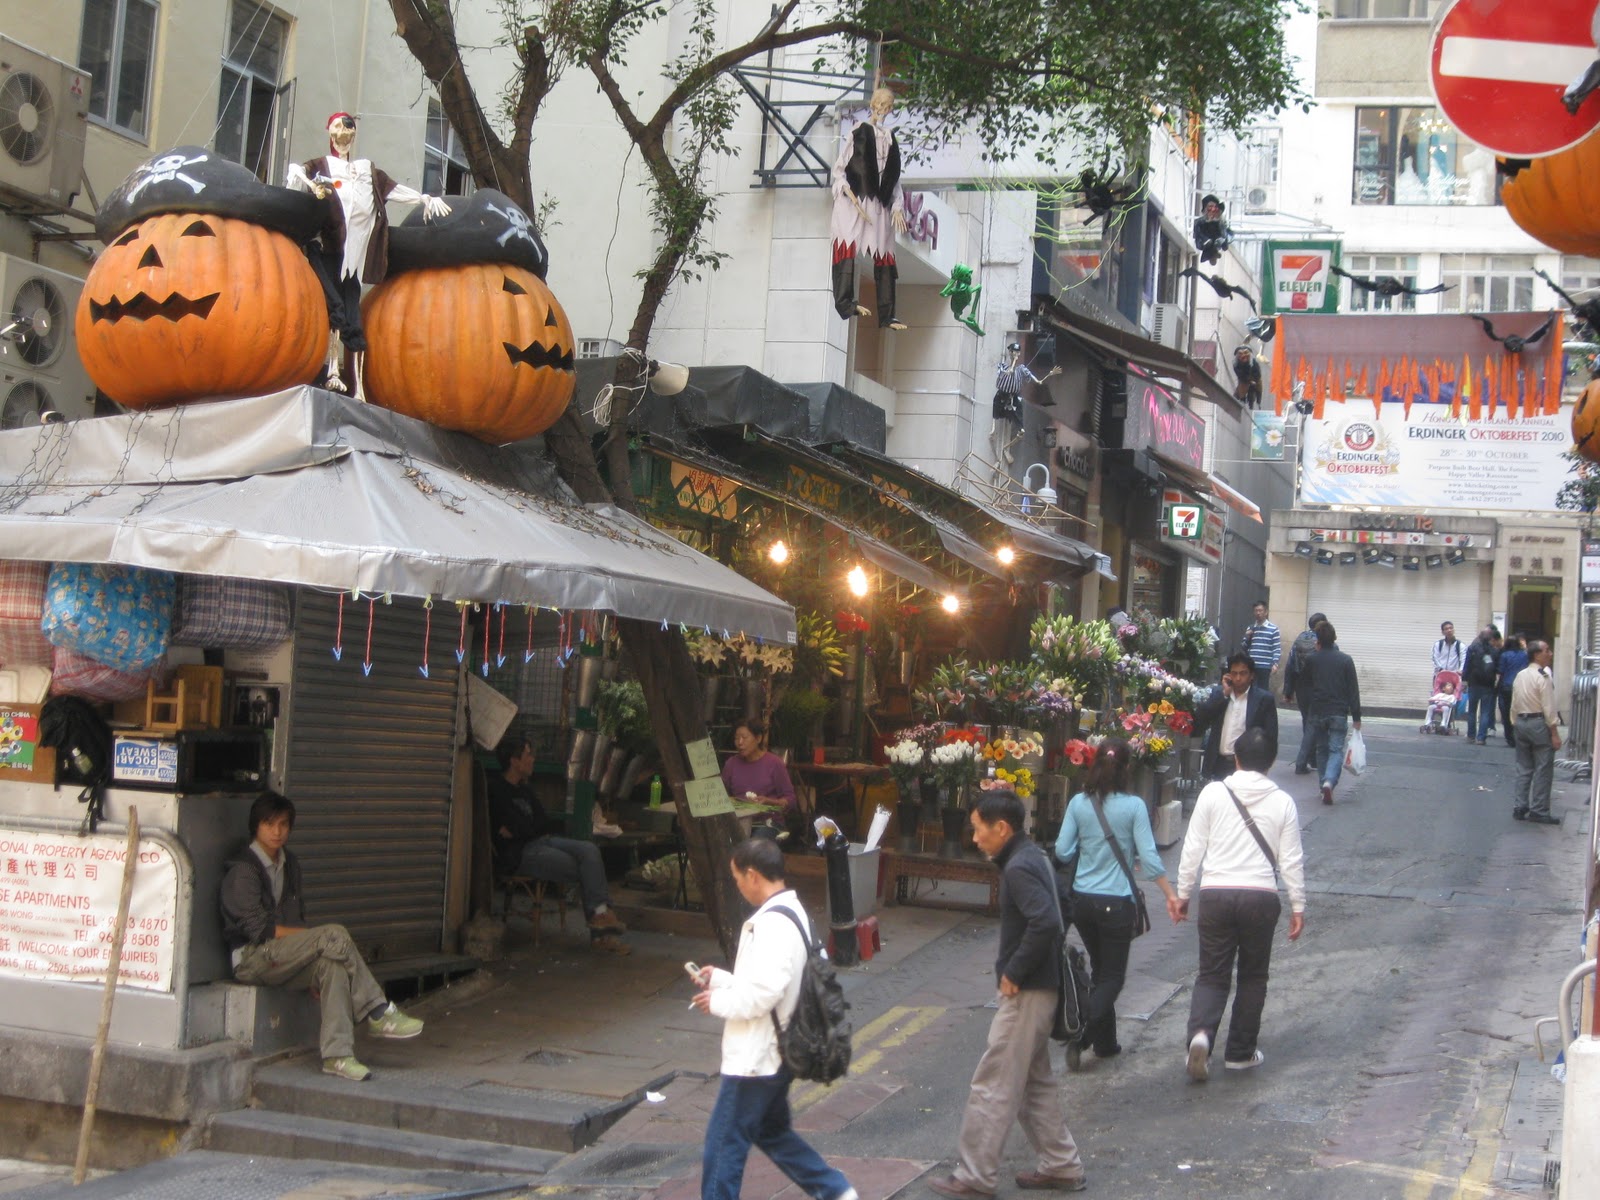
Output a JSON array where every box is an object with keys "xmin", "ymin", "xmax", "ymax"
[{"xmin": 767, "ymin": 905, "xmax": 852, "ymax": 1083}]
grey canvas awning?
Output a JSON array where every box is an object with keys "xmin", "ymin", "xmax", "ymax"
[{"xmin": 0, "ymin": 388, "xmax": 795, "ymax": 644}]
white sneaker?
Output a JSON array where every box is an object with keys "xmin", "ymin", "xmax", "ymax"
[
  {"xmin": 1225, "ymin": 1049, "xmax": 1265, "ymax": 1070},
  {"xmin": 1186, "ymin": 1032, "xmax": 1209, "ymax": 1082}
]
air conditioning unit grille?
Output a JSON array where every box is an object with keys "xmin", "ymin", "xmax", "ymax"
[
  {"xmin": 1, "ymin": 379, "xmax": 49, "ymax": 428},
  {"xmin": 11, "ymin": 276, "xmax": 64, "ymax": 366},
  {"xmin": 0, "ymin": 71, "xmax": 52, "ymax": 164}
]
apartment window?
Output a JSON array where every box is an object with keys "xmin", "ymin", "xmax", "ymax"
[
  {"xmin": 1343, "ymin": 254, "xmax": 1421, "ymax": 312},
  {"xmin": 215, "ymin": 0, "xmax": 290, "ymax": 182},
  {"xmin": 422, "ymin": 99, "xmax": 472, "ymax": 196},
  {"xmin": 1439, "ymin": 255, "xmax": 1536, "ymax": 312},
  {"xmin": 1352, "ymin": 107, "xmax": 1499, "ymax": 206},
  {"xmin": 78, "ymin": 0, "xmax": 158, "ymax": 138},
  {"xmin": 1561, "ymin": 257, "xmax": 1600, "ymax": 298},
  {"xmin": 1330, "ymin": 0, "xmax": 1434, "ymax": 16}
]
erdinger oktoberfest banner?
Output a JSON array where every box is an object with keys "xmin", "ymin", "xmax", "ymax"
[
  {"xmin": 1261, "ymin": 241, "xmax": 1340, "ymax": 315},
  {"xmin": 1270, "ymin": 312, "xmax": 1565, "ymax": 422}
]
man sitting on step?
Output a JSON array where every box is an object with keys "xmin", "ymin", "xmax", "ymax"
[
  {"xmin": 221, "ymin": 791, "xmax": 425, "ymax": 1082},
  {"xmin": 489, "ymin": 736, "xmax": 629, "ymax": 954}
]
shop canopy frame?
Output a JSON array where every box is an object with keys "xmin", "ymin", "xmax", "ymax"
[{"xmin": 0, "ymin": 388, "xmax": 796, "ymax": 644}]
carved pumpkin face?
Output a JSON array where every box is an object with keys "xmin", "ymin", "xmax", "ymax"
[
  {"xmin": 361, "ymin": 262, "xmax": 576, "ymax": 443},
  {"xmin": 75, "ymin": 212, "xmax": 327, "ymax": 408},
  {"xmin": 1573, "ymin": 376, "xmax": 1600, "ymax": 464},
  {"xmin": 1500, "ymin": 136, "xmax": 1600, "ymax": 256}
]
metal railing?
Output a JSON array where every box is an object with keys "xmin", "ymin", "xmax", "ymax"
[{"xmin": 1558, "ymin": 671, "xmax": 1598, "ymax": 779}]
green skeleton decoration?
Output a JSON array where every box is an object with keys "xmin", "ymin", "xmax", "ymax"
[{"xmin": 940, "ymin": 264, "xmax": 984, "ymax": 335}]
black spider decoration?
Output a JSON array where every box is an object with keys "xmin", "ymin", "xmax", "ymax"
[
  {"xmin": 1179, "ymin": 266, "xmax": 1257, "ymax": 312},
  {"xmin": 1073, "ymin": 161, "xmax": 1148, "ymax": 229},
  {"xmin": 1468, "ymin": 313, "xmax": 1557, "ymax": 355},
  {"xmin": 1534, "ymin": 267, "xmax": 1600, "ymax": 339},
  {"xmin": 1329, "ymin": 265, "xmax": 1451, "ymax": 298}
]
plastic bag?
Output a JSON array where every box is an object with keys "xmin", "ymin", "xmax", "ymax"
[{"xmin": 1345, "ymin": 727, "xmax": 1367, "ymax": 775}]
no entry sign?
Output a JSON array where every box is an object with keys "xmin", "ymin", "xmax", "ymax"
[{"xmin": 1430, "ymin": 0, "xmax": 1600, "ymax": 157}]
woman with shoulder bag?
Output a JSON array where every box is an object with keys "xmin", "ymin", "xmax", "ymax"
[{"xmin": 1053, "ymin": 739, "xmax": 1178, "ymax": 1067}]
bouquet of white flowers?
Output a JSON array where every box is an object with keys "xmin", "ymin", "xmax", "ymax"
[
  {"xmin": 885, "ymin": 737, "xmax": 925, "ymax": 792},
  {"xmin": 929, "ymin": 739, "xmax": 980, "ymax": 796}
]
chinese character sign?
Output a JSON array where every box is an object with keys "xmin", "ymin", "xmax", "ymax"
[{"xmin": 1262, "ymin": 240, "xmax": 1341, "ymax": 315}]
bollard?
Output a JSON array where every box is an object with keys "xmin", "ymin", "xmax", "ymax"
[{"xmin": 823, "ymin": 831, "xmax": 859, "ymax": 967}]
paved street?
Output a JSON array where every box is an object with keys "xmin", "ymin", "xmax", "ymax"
[{"xmin": 7, "ymin": 716, "xmax": 1588, "ymax": 1199}]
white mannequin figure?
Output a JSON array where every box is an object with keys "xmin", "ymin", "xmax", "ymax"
[
  {"xmin": 831, "ymin": 88, "xmax": 908, "ymax": 330},
  {"xmin": 286, "ymin": 112, "xmax": 450, "ymax": 399}
]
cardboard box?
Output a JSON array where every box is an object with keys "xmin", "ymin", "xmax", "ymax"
[{"xmin": 0, "ymin": 703, "xmax": 56, "ymax": 784}]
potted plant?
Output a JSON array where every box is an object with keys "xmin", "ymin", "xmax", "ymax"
[
  {"xmin": 770, "ymin": 688, "xmax": 832, "ymax": 757},
  {"xmin": 929, "ymin": 730, "xmax": 982, "ymax": 857},
  {"xmin": 884, "ymin": 735, "xmax": 928, "ymax": 851},
  {"xmin": 594, "ymin": 678, "xmax": 655, "ymax": 799}
]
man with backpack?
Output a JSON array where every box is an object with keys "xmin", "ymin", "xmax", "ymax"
[
  {"xmin": 1282, "ymin": 612, "xmax": 1325, "ymax": 775},
  {"xmin": 689, "ymin": 837, "xmax": 858, "ymax": 1200},
  {"xmin": 930, "ymin": 790, "xmax": 1086, "ymax": 1197}
]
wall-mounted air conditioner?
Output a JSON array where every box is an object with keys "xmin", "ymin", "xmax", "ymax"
[
  {"xmin": 0, "ymin": 255, "xmax": 95, "ymax": 427},
  {"xmin": 1150, "ymin": 302, "xmax": 1188, "ymax": 351},
  {"xmin": 0, "ymin": 37, "xmax": 90, "ymax": 212},
  {"xmin": 1244, "ymin": 184, "xmax": 1278, "ymax": 213}
]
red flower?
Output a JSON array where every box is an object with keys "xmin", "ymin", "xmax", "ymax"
[
  {"xmin": 1063, "ymin": 738, "xmax": 1097, "ymax": 767},
  {"xmin": 1167, "ymin": 711, "xmax": 1194, "ymax": 736}
]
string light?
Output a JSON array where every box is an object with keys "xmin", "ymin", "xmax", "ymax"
[
  {"xmin": 847, "ymin": 565, "xmax": 869, "ymax": 597},
  {"xmin": 941, "ymin": 594, "xmax": 961, "ymax": 614},
  {"xmin": 996, "ymin": 546, "xmax": 1016, "ymax": 566},
  {"xmin": 768, "ymin": 539, "xmax": 789, "ymax": 565}
]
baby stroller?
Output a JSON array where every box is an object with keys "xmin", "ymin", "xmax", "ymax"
[{"xmin": 1421, "ymin": 669, "xmax": 1462, "ymax": 735}]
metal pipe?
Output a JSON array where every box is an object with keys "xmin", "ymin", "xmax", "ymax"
[{"xmin": 1556, "ymin": 958, "xmax": 1597, "ymax": 1054}]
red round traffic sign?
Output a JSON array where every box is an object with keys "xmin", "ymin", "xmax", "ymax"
[{"xmin": 1430, "ymin": 0, "xmax": 1600, "ymax": 157}]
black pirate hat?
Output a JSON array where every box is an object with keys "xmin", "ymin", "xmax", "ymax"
[
  {"xmin": 387, "ymin": 189, "xmax": 549, "ymax": 279},
  {"xmin": 94, "ymin": 146, "xmax": 322, "ymax": 244}
]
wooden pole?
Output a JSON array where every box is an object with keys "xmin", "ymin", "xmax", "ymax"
[{"xmin": 73, "ymin": 807, "xmax": 139, "ymax": 1186}]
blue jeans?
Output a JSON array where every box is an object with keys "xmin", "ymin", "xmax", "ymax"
[
  {"xmin": 1466, "ymin": 684, "xmax": 1496, "ymax": 741},
  {"xmin": 516, "ymin": 835, "xmax": 611, "ymax": 918},
  {"xmin": 701, "ymin": 1068, "xmax": 851, "ymax": 1200},
  {"xmin": 1294, "ymin": 707, "xmax": 1314, "ymax": 770},
  {"xmin": 1311, "ymin": 714, "xmax": 1349, "ymax": 789}
]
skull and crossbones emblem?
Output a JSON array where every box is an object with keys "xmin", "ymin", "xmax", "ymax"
[
  {"xmin": 485, "ymin": 201, "xmax": 536, "ymax": 248},
  {"xmin": 125, "ymin": 152, "xmax": 210, "ymax": 203}
]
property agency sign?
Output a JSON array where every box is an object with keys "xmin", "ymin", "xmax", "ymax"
[
  {"xmin": 1299, "ymin": 401, "xmax": 1570, "ymax": 509},
  {"xmin": 0, "ymin": 828, "xmax": 179, "ymax": 991},
  {"xmin": 1261, "ymin": 241, "xmax": 1341, "ymax": 315}
]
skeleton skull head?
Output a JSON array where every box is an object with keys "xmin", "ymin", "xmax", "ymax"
[{"xmin": 327, "ymin": 112, "xmax": 358, "ymax": 158}]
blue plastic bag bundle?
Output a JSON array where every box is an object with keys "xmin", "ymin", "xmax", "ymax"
[{"xmin": 42, "ymin": 563, "xmax": 176, "ymax": 675}]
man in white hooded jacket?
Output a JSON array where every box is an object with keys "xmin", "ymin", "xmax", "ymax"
[
  {"xmin": 1171, "ymin": 728, "xmax": 1306, "ymax": 1081},
  {"xmin": 690, "ymin": 837, "xmax": 858, "ymax": 1200}
]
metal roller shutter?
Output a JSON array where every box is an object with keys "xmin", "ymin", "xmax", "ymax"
[
  {"xmin": 284, "ymin": 592, "xmax": 460, "ymax": 960},
  {"xmin": 1306, "ymin": 563, "xmax": 1487, "ymax": 713}
]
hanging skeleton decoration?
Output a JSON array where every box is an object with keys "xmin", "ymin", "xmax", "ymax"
[
  {"xmin": 1193, "ymin": 194, "xmax": 1233, "ymax": 265},
  {"xmin": 940, "ymin": 264, "xmax": 984, "ymax": 335},
  {"xmin": 831, "ymin": 89, "xmax": 907, "ymax": 330},
  {"xmin": 286, "ymin": 112, "xmax": 452, "ymax": 398}
]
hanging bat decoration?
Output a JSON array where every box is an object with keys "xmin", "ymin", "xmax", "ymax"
[
  {"xmin": 1468, "ymin": 313, "xmax": 1556, "ymax": 354},
  {"xmin": 1329, "ymin": 265, "xmax": 1452, "ymax": 298},
  {"xmin": 1534, "ymin": 267, "xmax": 1600, "ymax": 338},
  {"xmin": 1072, "ymin": 160, "xmax": 1148, "ymax": 229},
  {"xmin": 1179, "ymin": 266, "xmax": 1257, "ymax": 312}
]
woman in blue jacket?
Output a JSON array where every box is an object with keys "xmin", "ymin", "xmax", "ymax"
[
  {"xmin": 1055, "ymin": 739, "xmax": 1178, "ymax": 1067},
  {"xmin": 1496, "ymin": 636, "xmax": 1529, "ymax": 749}
]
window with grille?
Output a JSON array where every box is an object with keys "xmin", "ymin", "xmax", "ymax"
[
  {"xmin": 215, "ymin": 0, "xmax": 291, "ymax": 182},
  {"xmin": 423, "ymin": 98, "xmax": 473, "ymax": 196},
  {"xmin": 1439, "ymin": 255, "xmax": 1536, "ymax": 312},
  {"xmin": 1342, "ymin": 254, "xmax": 1421, "ymax": 312}
]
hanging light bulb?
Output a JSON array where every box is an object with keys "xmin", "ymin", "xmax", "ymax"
[
  {"xmin": 768, "ymin": 539, "xmax": 789, "ymax": 565},
  {"xmin": 847, "ymin": 565, "xmax": 869, "ymax": 597},
  {"xmin": 941, "ymin": 594, "xmax": 961, "ymax": 614},
  {"xmin": 996, "ymin": 546, "xmax": 1016, "ymax": 566}
]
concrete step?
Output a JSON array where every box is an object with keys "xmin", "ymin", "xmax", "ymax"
[
  {"xmin": 206, "ymin": 1107, "xmax": 563, "ymax": 1175},
  {"xmin": 251, "ymin": 1061, "xmax": 632, "ymax": 1152}
]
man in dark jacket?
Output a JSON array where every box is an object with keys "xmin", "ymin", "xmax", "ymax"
[
  {"xmin": 930, "ymin": 791, "xmax": 1086, "ymax": 1198},
  {"xmin": 220, "ymin": 791, "xmax": 423, "ymax": 1082},
  {"xmin": 1282, "ymin": 613, "xmax": 1325, "ymax": 774},
  {"xmin": 1464, "ymin": 626, "xmax": 1503, "ymax": 746},
  {"xmin": 1300, "ymin": 622, "xmax": 1362, "ymax": 806},
  {"xmin": 1193, "ymin": 653, "xmax": 1280, "ymax": 780}
]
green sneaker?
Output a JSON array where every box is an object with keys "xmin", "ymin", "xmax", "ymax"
[
  {"xmin": 322, "ymin": 1056, "xmax": 372, "ymax": 1081},
  {"xmin": 368, "ymin": 1002, "xmax": 424, "ymax": 1039}
]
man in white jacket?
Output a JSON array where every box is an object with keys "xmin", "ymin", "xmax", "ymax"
[
  {"xmin": 1171, "ymin": 728, "xmax": 1306, "ymax": 1081},
  {"xmin": 690, "ymin": 838, "xmax": 858, "ymax": 1200}
]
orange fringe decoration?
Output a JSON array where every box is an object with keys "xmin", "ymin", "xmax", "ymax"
[{"xmin": 1271, "ymin": 318, "xmax": 1289, "ymax": 415}]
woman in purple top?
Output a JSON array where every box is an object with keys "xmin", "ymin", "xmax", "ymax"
[{"xmin": 720, "ymin": 719, "xmax": 796, "ymax": 811}]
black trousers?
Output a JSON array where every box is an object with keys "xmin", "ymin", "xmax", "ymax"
[
  {"xmin": 831, "ymin": 255, "xmax": 898, "ymax": 326},
  {"xmin": 1186, "ymin": 887, "xmax": 1281, "ymax": 1062},
  {"xmin": 1497, "ymin": 689, "xmax": 1515, "ymax": 746},
  {"xmin": 1070, "ymin": 890, "xmax": 1136, "ymax": 1055},
  {"xmin": 308, "ymin": 249, "xmax": 367, "ymax": 352}
]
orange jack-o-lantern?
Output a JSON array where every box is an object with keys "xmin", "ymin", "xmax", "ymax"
[
  {"xmin": 361, "ymin": 261, "xmax": 576, "ymax": 443},
  {"xmin": 76, "ymin": 212, "xmax": 327, "ymax": 408},
  {"xmin": 1500, "ymin": 135, "xmax": 1600, "ymax": 256},
  {"xmin": 1573, "ymin": 375, "xmax": 1600, "ymax": 464}
]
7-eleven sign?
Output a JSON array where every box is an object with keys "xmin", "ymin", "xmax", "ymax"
[{"xmin": 1261, "ymin": 239, "xmax": 1342, "ymax": 315}]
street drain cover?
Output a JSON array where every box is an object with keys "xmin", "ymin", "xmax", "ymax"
[{"xmin": 1251, "ymin": 1102, "xmax": 1327, "ymax": 1124}]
